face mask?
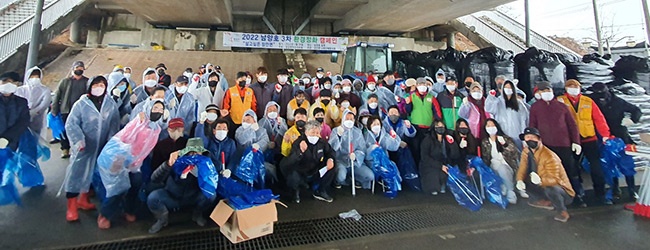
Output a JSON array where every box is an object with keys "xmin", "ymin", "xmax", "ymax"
[
  {"xmin": 0, "ymin": 83, "xmax": 18, "ymax": 94},
  {"xmin": 124, "ymin": 73, "xmax": 131, "ymax": 79},
  {"xmin": 183, "ymin": 72, "xmax": 193, "ymax": 79},
  {"xmin": 437, "ymin": 79, "xmax": 445, "ymax": 84},
  {"xmin": 144, "ymin": 79, "xmax": 158, "ymax": 87},
  {"xmin": 324, "ymin": 83, "xmax": 332, "ymax": 89},
  {"xmin": 157, "ymin": 69, "xmax": 165, "ymax": 75},
  {"xmin": 169, "ymin": 131, "xmax": 183, "ymax": 141},
  {"xmin": 288, "ymin": 71, "xmax": 294, "ymax": 76},
  {"xmin": 278, "ymin": 76, "xmax": 288, "ymax": 83},
  {"xmin": 27, "ymin": 78, "xmax": 41, "ymax": 86},
  {"xmin": 367, "ymin": 84, "xmax": 376, "ymax": 91},
  {"xmin": 354, "ymin": 84, "xmax": 363, "ymax": 91},
  {"xmin": 457, "ymin": 127, "xmax": 470, "ymax": 135},
  {"xmin": 215, "ymin": 130, "xmax": 228, "ymax": 141},
  {"xmin": 361, "ymin": 117, "xmax": 369, "ymax": 126},
  {"xmin": 417, "ymin": 86, "xmax": 428, "ymax": 93},
  {"xmin": 471, "ymin": 92, "xmax": 483, "ymax": 100},
  {"xmin": 307, "ymin": 136, "xmax": 319, "ymax": 145},
  {"xmin": 534, "ymin": 93, "xmax": 541, "ymax": 100},
  {"xmin": 321, "ymin": 99, "xmax": 331, "ymax": 106},
  {"xmin": 464, "ymin": 82, "xmax": 472, "ymax": 88},
  {"xmin": 333, "ymin": 88, "xmax": 340, "ymax": 94},
  {"xmin": 434, "ymin": 127, "xmax": 446, "ymax": 135},
  {"xmin": 267, "ymin": 111, "xmax": 278, "ymax": 119},
  {"xmin": 343, "ymin": 120, "xmax": 355, "ymax": 129},
  {"xmin": 117, "ymin": 85, "xmax": 127, "ymax": 93},
  {"xmin": 150, "ymin": 112, "xmax": 163, "ymax": 121},
  {"xmin": 503, "ymin": 88, "xmax": 513, "ymax": 96},
  {"xmin": 342, "ymin": 86, "xmax": 352, "ymax": 93},
  {"xmin": 258, "ymin": 75, "xmax": 268, "ymax": 82},
  {"xmin": 525, "ymin": 140, "xmax": 538, "ymax": 149},
  {"xmin": 486, "ymin": 126, "xmax": 498, "ymax": 135},
  {"xmin": 316, "ymin": 73, "xmax": 324, "ymax": 78},
  {"xmin": 91, "ymin": 87, "xmax": 105, "ymax": 97},
  {"xmin": 206, "ymin": 112, "xmax": 218, "ymax": 121},
  {"xmin": 296, "ymin": 120, "xmax": 306, "ymax": 128},
  {"xmin": 238, "ymin": 80, "xmax": 246, "ymax": 87},
  {"xmin": 368, "ymin": 102, "xmax": 378, "ymax": 109},
  {"xmin": 241, "ymin": 122, "xmax": 252, "ymax": 129},
  {"xmin": 389, "ymin": 115, "xmax": 400, "ymax": 123},
  {"xmin": 73, "ymin": 70, "xmax": 84, "ymax": 76},
  {"xmin": 303, "ymin": 78, "xmax": 311, "ymax": 84},
  {"xmin": 176, "ymin": 85, "xmax": 188, "ymax": 94},
  {"xmin": 245, "ymin": 78, "xmax": 251, "ymax": 86},
  {"xmin": 445, "ymin": 85, "xmax": 456, "ymax": 92},
  {"xmin": 371, "ymin": 125, "xmax": 382, "ymax": 134},
  {"xmin": 566, "ymin": 87, "xmax": 580, "ymax": 96},
  {"xmin": 209, "ymin": 80, "xmax": 219, "ymax": 87},
  {"xmin": 296, "ymin": 99, "xmax": 305, "ymax": 105},
  {"xmin": 541, "ymin": 92, "xmax": 554, "ymax": 101},
  {"xmin": 386, "ymin": 79, "xmax": 395, "ymax": 85},
  {"xmin": 298, "ymin": 85, "xmax": 305, "ymax": 91},
  {"xmin": 341, "ymin": 102, "xmax": 350, "ymax": 109},
  {"xmin": 315, "ymin": 117, "xmax": 324, "ymax": 124}
]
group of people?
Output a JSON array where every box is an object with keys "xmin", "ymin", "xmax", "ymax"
[{"xmin": 0, "ymin": 60, "xmax": 642, "ymax": 232}]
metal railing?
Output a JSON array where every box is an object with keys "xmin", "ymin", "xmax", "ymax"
[
  {"xmin": 0, "ymin": 0, "xmax": 84, "ymax": 63},
  {"xmin": 457, "ymin": 14, "xmax": 527, "ymax": 54}
]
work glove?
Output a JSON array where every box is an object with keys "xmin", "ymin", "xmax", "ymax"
[
  {"xmin": 74, "ymin": 140, "xmax": 86, "ymax": 152},
  {"xmin": 0, "ymin": 138, "xmax": 8, "ymax": 149},
  {"xmin": 199, "ymin": 111, "xmax": 208, "ymax": 124},
  {"xmin": 489, "ymin": 90, "xmax": 497, "ymax": 96},
  {"xmin": 130, "ymin": 94, "xmax": 138, "ymax": 104},
  {"xmin": 337, "ymin": 126, "xmax": 344, "ymax": 136},
  {"xmin": 497, "ymin": 136, "xmax": 506, "ymax": 145},
  {"xmin": 251, "ymin": 123, "xmax": 259, "ymax": 131},
  {"xmin": 571, "ymin": 143, "xmax": 582, "ymax": 155},
  {"xmin": 350, "ymin": 152, "xmax": 356, "ymax": 161},
  {"xmin": 459, "ymin": 139, "xmax": 467, "ymax": 148},
  {"xmin": 530, "ymin": 172, "xmax": 542, "ymax": 185},
  {"xmin": 462, "ymin": 97, "xmax": 468, "ymax": 105},
  {"xmin": 404, "ymin": 120, "xmax": 412, "ymax": 128},
  {"xmin": 168, "ymin": 98, "xmax": 177, "ymax": 109},
  {"xmin": 163, "ymin": 109, "xmax": 170, "ymax": 121},
  {"xmin": 399, "ymin": 141, "xmax": 407, "ymax": 148},
  {"xmin": 516, "ymin": 180, "xmax": 526, "ymax": 191},
  {"xmin": 252, "ymin": 143, "xmax": 260, "ymax": 151},
  {"xmin": 221, "ymin": 169, "xmax": 231, "ymax": 178}
]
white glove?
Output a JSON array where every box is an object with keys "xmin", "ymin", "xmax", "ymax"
[
  {"xmin": 516, "ymin": 180, "xmax": 526, "ymax": 190},
  {"xmin": 252, "ymin": 143, "xmax": 260, "ymax": 151},
  {"xmin": 350, "ymin": 152, "xmax": 356, "ymax": 161},
  {"xmin": 0, "ymin": 138, "xmax": 8, "ymax": 149},
  {"xmin": 399, "ymin": 141, "xmax": 407, "ymax": 148},
  {"xmin": 74, "ymin": 140, "xmax": 86, "ymax": 152},
  {"xmin": 130, "ymin": 94, "xmax": 138, "ymax": 104},
  {"xmin": 370, "ymin": 144, "xmax": 379, "ymax": 151},
  {"xmin": 530, "ymin": 172, "xmax": 542, "ymax": 185},
  {"xmin": 404, "ymin": 120, "xmax": 412, "ymax": 128},
  {"xmin": 330, "ymin": 99, "xmax": 337, "ymax": 107},
  {"xmin": 112, "ymin": 88, "xmax": 121, "ymax": 97},
  {"xmin": 462, "ymin": 97, "xmax": 468, "ymax": 105},
  {"xmin": 199, "ymin": 111, "xmax": 208, "ymax": 123},
  {"xmin": 337, "ymin": 126, "xmax": 344, "ymax": 136},
  {"xmin": 163, "ymin": 109, "xmax": 170, "ymax": 121},
  {"xmin": 221, "ymin": 169, "xmax": 232, "ymax": 178},
  {"xmin": 497, "ymin": 136, "xmax": 506, "ymax": 145},
  {"xmin": 571, "ymin": 143, "xmax": 582, "ymax": 155},
  {"xmin": 251, "ymin": 123, "xmax": 259, "ymax": 131},
  {"xmin": 168, "ymin": 98, "xmax": 177, "ymax": 109},
  {"xmin": 275, "ymin": 84, "xmax": 282, "ymax": 93},
  {"xmin": 459, "ymin": 139, "xmax": 467, "ymax": 148}
]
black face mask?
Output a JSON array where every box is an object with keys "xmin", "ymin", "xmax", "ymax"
[
  {"xmin": 389, "ymin": 115, "xmax": 400, "ymax": 123},
  {"xmin": 525, "ymin": 140, "xmax": 538, "ymax": 149},
  {"xmin": 208, "ymin": 81, "xmax": 218, "ymax": 87},
  {"xmin": 457, "ymin": 128, "xmax": 470, "ymax": 135},
  {"xmin": 73, "ymin": 70, "xmax": 84, "ymax": 76},
  {"xmin": 238, "ymin": 80, "xmax": 246, "ymax": 87},
  {"xmin": 321, "ymin": 99, "xmax": 330, "ymax": 106},
  {"xmin": 296, "ymin": 120, "xmax": 306, "ymax": 128},
  {"xmin": 158, "ymin": 69, "xmax": 165, "ymax": 75},
  {"xmin": 315, "ymin": 117, "xmax": 324, "ymax": 124},
  {"xmin": 464, "ymin": 82, "xmax": 472, "ymax": 88},
  {"xmin": 150, "ymin": 112, "xmax": 163, "ymax": 121},
  {"xmin": 288, "ymin": 71, "xmax": 294, "ymax": 76},
  {"xmin": 434, "ymin": 127, "xmax": 446, "ymax": 135},
  {"xmin": 354, "ymin": 84, "xmax": 363, "ymax": 91}
]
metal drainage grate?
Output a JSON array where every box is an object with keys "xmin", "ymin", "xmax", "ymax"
[{"xmin": 59, "ymin": 205, "xmax": 534, "ymax": 250}]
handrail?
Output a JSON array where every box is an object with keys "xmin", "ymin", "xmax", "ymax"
[
  {"xmin": 0, "ymin": 0, "xmax": 84, "ymax": 63},
  {"xmin": 457, "ymin": 14, "xmax": 526, "ymax": 54},
  {"xmin": 0, "ymin": 0, "xmax": 21, "ymax": 13}
]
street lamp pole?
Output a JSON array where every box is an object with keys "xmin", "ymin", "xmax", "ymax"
[
  {"xmin": 642, "ymin": 0, "xmax": 650, "ymax": 56},
  {"xmin": 524, "ymin": 0, "xmax": 531, "ymax": 47},
  {"xmin": 592, "ymin": 0, "xmax": 605, "ymax": 55},
  {"xmin": 25, "ymin": 0, "xmax": 45, "ymax": 71}
]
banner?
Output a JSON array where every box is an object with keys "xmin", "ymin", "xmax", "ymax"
[{"xmin": 223, "ymin": 32, "xmax": 348, "ymax": 51}]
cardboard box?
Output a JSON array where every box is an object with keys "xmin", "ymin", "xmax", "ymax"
[{"xmin": 210, "ymin": 199, "xmax": 286, "ymax": 244}]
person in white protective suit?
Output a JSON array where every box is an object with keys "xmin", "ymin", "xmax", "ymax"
[
  {"xmin": 15, "ymin": 66, "xmax": 51, "ymax": 136},
  {"xmin": 106, "ymin": 71, "xmax": 133, "ymax": 126},
  {"xmin": 62, "ymin": 76, "xmax": 120, "ymax": 223},
  {"xmin": 167, "ymin": 75, "xmax": 196, "ymax": 135},
  {"xmin": 329, "ymin": 109, "xmax": 374, "ymax": 189},
  {"xmin": 234, "ymin": 109, "xmax": 276, "ymax": 182},
  {"xmin": 362, "ymin": 115, "xmax": 401, "ymax": 169},
  {"xmin": 258, "ymin": 101, "xmax": 288, "ymax": 164},
  {"xmin": 484, "ymin": 79, "xmax": 529, "ymax": 149},
  {"xmin": 131, "ymin": 68, "xmax": 173, "ymax": 106}
]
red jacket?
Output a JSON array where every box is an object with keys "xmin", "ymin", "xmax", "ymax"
[{"xmin": 563, "ymin": 94, "xmax": 610, "ymax": 143}]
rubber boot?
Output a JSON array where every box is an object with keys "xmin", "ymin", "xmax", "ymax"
[
  {"xmin": 77, "ymin": 192, "xmax": 96, "ymax": 210},
  {"xmin": 66, "ymin": 198, "xmax": 79, "ymax": 222},
  {"xmin": 97, "ymin": 214, "xmax": 111, "ymax": 229},
  {"xmin": 148, "ymin": 211, "xmax": 169, "ymax": 234}
]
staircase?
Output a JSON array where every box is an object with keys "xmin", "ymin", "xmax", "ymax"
[
  {"xmin": 0, "ymin": 0, "xmax": 54, "ymax": 34},
  {"xmin": 285, "ymin": 52, "xmax": 308, "ymax": 76}
]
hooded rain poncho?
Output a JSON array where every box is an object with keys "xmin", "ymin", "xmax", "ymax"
[{"xmin": 15, "ymin": 66, "xmax": 51, "ymax": 135}]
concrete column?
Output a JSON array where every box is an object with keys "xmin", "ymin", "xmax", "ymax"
[
  {"xmin": 25, "ymin": 0, "xmax": 45, "ymax": 71},
  {"xmin": 447, "ymin": 32, "xmax": 456, "ymax": 49},
  {"xmin": 70, "ymin": 18, "xmax": 81, "ymax": 44}
]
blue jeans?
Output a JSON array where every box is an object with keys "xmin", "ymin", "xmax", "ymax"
[
  {"xmin": 147, "ymin": 189, "xmax": 215, "ymax": 214},
  {"xmin": 99, "ymin": 172, "xmax": 142, "ymax": 220}
]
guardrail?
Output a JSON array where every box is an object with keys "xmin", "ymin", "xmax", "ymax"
[
  {"xmin": 0, "ymin": 0, "xmax": 84, "ymax": 63},
  {"xmin": 457, "ymin": 14, "xmax": 526, "ymax": 54}
]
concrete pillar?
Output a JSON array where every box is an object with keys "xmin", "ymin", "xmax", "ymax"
[
  {"xmin": 447, "ymin": 32, "xmax": 456, "ymax": 49},
  {"xmin": 25, "ymin": 0, "xmax": 45, "ymax": 71},
  {"xmin": 70, "ymin": 18, "xmax": 81, "ymax": 44}
]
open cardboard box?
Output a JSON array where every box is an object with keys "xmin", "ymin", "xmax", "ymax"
[{"xmin": 210, "ymin": 199, "xmax": 287, "ymax": 244}]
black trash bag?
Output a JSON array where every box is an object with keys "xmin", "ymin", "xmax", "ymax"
[
  {"xmin": 562, "ymin": 53, "xmax": 615, "ymax": 88},
  {"xmin": 415, "ymin": 48, "xmax": 466, "ymax": 79},
  {"xmin": 393, "ymin": 51, "xmax": 421, "ymax": 65},
  {"xmin": 612, "ymin": 55, "xmax": 650, "ymax": 91},
  {"xmin": 514, "ymin": 47, "xmax": 566, "ymax": 100},
  {"xmin": 405, "ymin": 64, "xmax": 429, "ymax": 78},
  {"xmin": 463, "ymin": 47, "xmax": 515, "ymax": 92}
]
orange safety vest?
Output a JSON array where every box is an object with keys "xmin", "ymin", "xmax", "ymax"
[
  {"xmin": 557, "ymin": 95, "xmax": 595, "ymax": 138},
  {"xmin": 228, "ymin": 86, "xmax": 254, "ymax": 124}
]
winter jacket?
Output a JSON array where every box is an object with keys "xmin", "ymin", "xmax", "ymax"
[
  {"xmin": 286, "ymin": 98, "xmax": 310, "ymax": 127},
  {"xmin": 250, "ymin": 81, "xmax": 275, "ymax": 119},
  {"xmin": 272, "ymin": 83, "xmax": 294, "ymax": 119},
  {"xmin": 406, "ymin": 92, "xmax": 442, "ymax": 128},
  {"xmin": 529, "ymin": 99, "xmax": 580, "ymax": 148},
  {"xmin": 436, "ymin": 89, "xmax": 464, "ymax": 130},
  {"xmin": 52, "ymin": 75, "xmax": 89, "ymax": 115},
  {"xmin": 420, "ymin": 130, "xmax": 461, "ymax": 169},
  {"xmin": 308, "ymin": 98, "xmax": 341, "ymax": 129},
  {"xmin": 0, "ymin": 94, "xmax": 30, "ymax": 150},
  {"xmin": 516, "ymin": 144, "xmax": 575, "ymax": 197},
  {"xmin": 557, "ymin": 94, "xmax": 610, "ymax": 142},
  {"xmin": 280, "ymin": 136, "xmax": 336, "ymax": 176},
  {"xmin": 151, "ymin": 161, "xmax": 201, "ymax": 201},
  {"xmin": 481, "ymin": 136, "xmax": 520, "ymax": 171},
  {"xmin": 588, "ymin": 93, "xmax": 642, "ymax": 144},
  {"xmin": 194, "ymin": 123, "xmax": 237, "ymax": 170}
]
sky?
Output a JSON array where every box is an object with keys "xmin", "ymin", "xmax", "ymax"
[{"xmin": 498, "ymin": 0, "xmax": 648, "ymax": 47}]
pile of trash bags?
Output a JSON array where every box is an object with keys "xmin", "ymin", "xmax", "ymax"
[
  {"xmin": 612, "ymin": 55, "xmax": 650, "ymax": 91},
  {"xmin": 172, "ymin": 155, "xmax": 219, "ymax": 199},
  {"xmin": 369, "ymin": 147, "xmax": 402, "ymax": 198},
  {"xmin": 463, "ymin": 47, "xmax": 515, "ymax": 92},
  {"xmin": 561, "ymin": 53, "xmax": 615, "ymax": 88},
  {"xmin": 514, "ymin": 47, "xmax": 567, "ymax": 99},
  {"xmin": 393, "ymin": 48, "xmax": 466, "ymax": 81}
]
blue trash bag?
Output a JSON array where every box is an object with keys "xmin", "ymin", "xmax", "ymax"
[
  {"xmin": 97, "ymin": 138, "xmax": 133, "ymax": 198},
  {"xmin": 470, "ymin": 157, "xmax": 507, "ymax": 209},
  {"xmin": 228, "ymin": 189, "xmax": 279, "ymax": 210},
  {"xmin": 15, "ymin": 129, "xmax": 49, "ymax": 187},
  {"xmin": 234, "ymin": 147, "xmax": 266, "ymax": 188},
  {"xmin": 447, "ymin": 166, "xmax": 482, "ymax": 212},
  {"xmin": 0, "ymin": 148, "xmax": 20, "ymax": 206},
  {"xmin": 370, "ymin": 147, "xmax": 402, "ymax": 198},
  {"xmin": 47, "ymin": 112, "xmax": 66, "ymax": 140},
  {"xmin": 604, "ymin": 138, "xmax": 637, "ymax": 177},
  {"xmin": 218, "ymin": 177, "xmax": 251, "ymax": 199},
  {"xmin": 396, "ymin": 147, "xmax": 421, "ymax": 191},
  {"xmin": 173, "ymin": 155, "xmax": 219, "ymax": 199}
]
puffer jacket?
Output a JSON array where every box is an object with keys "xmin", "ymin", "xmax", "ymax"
[
  {"xmin": 480, "ymin": 136, "xmax": 520, "ymax": 171},
  {"xmin": 516, "ymin": 144, "xmax": 575, "ymax": 197}
]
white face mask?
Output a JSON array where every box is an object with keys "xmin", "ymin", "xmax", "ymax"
[
  {"xmin": 258, "ymin": 75, "xmax": 268, "ymax": 83},
  {"xmin": 169, "ymin": 130, "xmax": 183, "ymax": 141},
  {"xmin": 91, "ymin": 87, "xmax": 105, "ymax": 97},
  {"xmin": 445, "ymin": 85, "xmax": 456, "ymax": 92},
  {"xmin": 245, "ymin": 78, "xmax": 251, "ymax": 86},
  {"xmin": 144, "ymin": 79, "xmax": 158, "ymax": 87},
  {"xmin": 534, "ymin": 93, "xmax": 542, "ymax": 100},
  {"xmin": 27, "ymin": 78, "xmax": 41, "ymax": 86},
  {"xmin": 124, "ymin": 73, "xmax": 131, "ymax": 79},
  {"xmin": 341, "ymin": 102, "xmax": 350, "ymax": 109},
  {"xmin": 342, "ymin": 86, "xmax": 352, "ymax": 93},
  {"xmin": 307, "ymin": 136, "xmax": 319, "ymax": 145},
  {"xmin": 267, "ymin": 111, "xmax": 278, "ymax": 119},
  {"xmin": 183, "ymin": 72, "xmax": 193, "ymax": 79},
  {"xmin": 503, "ymin": 88, "xmax": 514, "ymax": 96},
  {"xmin": 343, "ymin": 120, "xmax": 354, "ymax": 129},
  {"xmin": 437, "ymin": 79, "xmax": 445, "ymax": 84},
  {"xmin": 541, "ymin": 92, "xmax": 554, "ymax": 101},
  {"xmin": 417, "ymin": 86, "xmax": 428, "ymax": 93},
  {"xmin": 368, "ymin": 102, "xmax": 378, "ymax": 109},
  {"xmin": 367, "ymin": 84, "xmax": 376, "ymax": 91},
  {"xmin": 206, "ymin": 112, "xmax": 218, "ymax": 121},
  {"xmin": 333, "ymin": 88, "xmax": 340, "ymax": 94},
  {"xmin": 316, "ymin": 73, "xmax": 324, "ymax": 78},
  {"xmin": 371, "ymin": 125, "xmax": 382, "ymax": 134},
  {"xmin": 324, "ymin": 83, "xmax": 332, "ymax": 89},
  {"xmin": 566, "ymin": 87, "xmax": 580, "ymax": 96},
  {"xmin": 471, "ymin": 92, "xmax": 483, "ymax": 100},
  {"xmin": 215, "ymin": 130, "xmax": 228, "ymax": 141},
  {"xmin": 241, "ymin": 122, "xmax": 252, "ymax": 129},
  {"xmin": 0, "ymin": 83, "xmax": 18, "ymax": 94},
  {"xmin": 303, "ymin": 78, "xmax": 311, "ymax": 84},
  {"xmin": 486, "ymin": 126, "xmax": 498, "ymax": 136},
  {"xmin": 278, "ymin": 76, "xmax": 288, "ymax": 83},
  {"xmin": 176, "ymin": 85, "xmax": 188, "ymax": 94},
  {"xmin": 361, "ymin": 117, "xmax": 369, "ymax": 126}
]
